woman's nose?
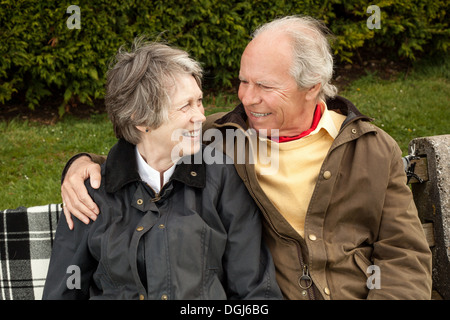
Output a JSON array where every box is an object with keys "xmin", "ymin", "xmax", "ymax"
[{"xmin": 192, "ymin": 105, "xmax": 206, "ymax": 123}]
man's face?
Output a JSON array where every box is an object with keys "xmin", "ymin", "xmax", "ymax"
[{"xmin": 238, "ymin": 32, "xmax": 316, "ymax": 137}]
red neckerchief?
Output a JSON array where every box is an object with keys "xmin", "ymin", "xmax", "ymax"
[{"xmin": 272, "ymin": 105, "xmax": 322, "ymax": 143}]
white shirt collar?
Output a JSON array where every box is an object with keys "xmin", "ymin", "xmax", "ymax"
[{"xmin": 135, "ymin": 147, "xmax": 176, "ymax": 193}]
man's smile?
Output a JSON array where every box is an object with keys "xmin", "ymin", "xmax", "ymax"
[{"xmin": 250, "ymin": 111, "xmax": 272, "ymax": 118}]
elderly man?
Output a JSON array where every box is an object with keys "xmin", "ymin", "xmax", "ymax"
[{"xmin": 60, "ymin": 16, "xmax": 432, "ymax": 300}]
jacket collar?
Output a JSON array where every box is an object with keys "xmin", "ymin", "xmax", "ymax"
[
  {"xmin": 325, "ymin": 95, "xmax": 372, "ymax": 127},
  {"xmin": 213, "ymin": 95, "xmax": 372, "ymax": 130},
  {"xmin": 104, "ymin": 139, "xmax": 206, "ymax": 193}
]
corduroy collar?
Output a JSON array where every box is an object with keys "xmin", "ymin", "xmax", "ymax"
[{"xmin": 104, "ymin": 139, "xmax": 206, "ymax": 194}]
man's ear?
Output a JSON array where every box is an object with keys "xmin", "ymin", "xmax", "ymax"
[{"xmin": 306, "ymin": 83, "xmax": 321, "ymax": 101}]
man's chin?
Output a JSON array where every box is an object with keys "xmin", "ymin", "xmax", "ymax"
[{"xmin": 249, "ymin": 123, "xmax": 279, "ymax": 137}]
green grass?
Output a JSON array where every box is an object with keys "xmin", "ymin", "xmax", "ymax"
[
  {"xmin": 340, "ymin": 54, "xmax": 449, "ymax": 154},
  {"xmin": 0, "ymin": 93, "xmax": 239, "ymax": 210},
  {"xmin": 0, "ymin": 55, "xmax": 448, "ymax": 210},
  {"xmin": 0, "ymin": 114, "xmax": 116, "ymax": 209}
]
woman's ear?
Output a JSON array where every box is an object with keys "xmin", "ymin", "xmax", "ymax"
[{"xmin": 136, "ymin": 126, "xmax": 150, "ymax": 133}]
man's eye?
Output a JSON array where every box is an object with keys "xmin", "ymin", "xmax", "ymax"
[{"xmin": 179, "ymin": 104, "xmax": 189, "ymax": 112}]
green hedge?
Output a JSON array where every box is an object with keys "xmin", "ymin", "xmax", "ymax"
[{"xmin": 1, "ymin": 0, "xmax": 448, "ymax": 114}]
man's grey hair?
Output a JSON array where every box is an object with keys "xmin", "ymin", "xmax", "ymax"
[
  {"xmin": 252, "ymin": 15, "xmax": 337, "ymax": 101},
  {"xmin": 105, "ymin": 37, "xmax": 203, "ymax": 145}
]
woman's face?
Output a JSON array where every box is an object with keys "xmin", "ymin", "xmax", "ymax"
[{"xmin": 141, "ymin": 74, "xmax": 206, "ymax": 162}]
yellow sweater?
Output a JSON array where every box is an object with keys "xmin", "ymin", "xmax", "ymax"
[{"xmin": 255, "ymin": 104, "xmax": 346, "ymax": 238}]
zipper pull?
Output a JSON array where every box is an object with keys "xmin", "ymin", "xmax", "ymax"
[
  {"xmin": 151, "ymin": 193, "xmax": 161, "ymax": 202},
  {"xmin": 298, "ymin": 264, "xmax": 313, "ymax": 289}
]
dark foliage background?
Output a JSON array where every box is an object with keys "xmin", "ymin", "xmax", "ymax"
[{"xmin": 1, "ymin": 0, "xmax": 448, "ymax": 115}]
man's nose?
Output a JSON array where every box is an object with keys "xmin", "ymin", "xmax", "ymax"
[{"xmin": 239, "ymin": 84, "xmax": 260, "ymax": 106}]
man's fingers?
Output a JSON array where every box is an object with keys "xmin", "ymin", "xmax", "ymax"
[
  {"xmin": 75, "ymin": 187, "xmax": 99, "ymax": 216},
  {"xmin": 69, "ymin": 190, "xmax": 98, "ymax": 222},
  {"xmin": 63, "ymin": 196, "xmax": 92, "ymax": 225},
  {"xmin": 64, "ymin": 168, "xmax": 99, "ymax": 215},
  {"xmin": 88, "ymin": 163, "xmax": 102, "ymax": 189},
  {"xmin": 60, "ymin": 155, "xmax": 102, "ymax": 228},
  {"xmin": 62, "ymin": 204, "xmax": 74, "ymax": 230},
  {"xmin": 61, "ymin": 182, "xmax": 98, "ymax": 224}
]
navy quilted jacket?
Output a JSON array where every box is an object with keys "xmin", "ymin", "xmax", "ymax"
[{"xmin": 43, "ymin": 139, "xmax": 282, "ymax": 300}]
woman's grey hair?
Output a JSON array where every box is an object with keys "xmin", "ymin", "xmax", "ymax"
[
  {"xmin": 252, "ymin": 15, "xmax": 337, "ymax": 101},
  {"xmin": 105, "ymin": 37, "xmax": 203, "ymax": 145}
]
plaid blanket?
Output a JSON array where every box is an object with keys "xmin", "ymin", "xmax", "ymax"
[{"xmin": 0, "ymin": 204, "xmax": 60, "ymax": 300}]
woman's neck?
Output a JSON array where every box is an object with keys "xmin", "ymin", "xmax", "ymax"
[{"xmin": 136, "ymin": 142, "xmax": 175, "ymax": 173}]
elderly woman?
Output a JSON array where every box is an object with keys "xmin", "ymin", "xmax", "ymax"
[{"xmin": 43, "ymin": 39, "xmax": 282, "ymax": 300}]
